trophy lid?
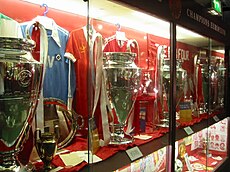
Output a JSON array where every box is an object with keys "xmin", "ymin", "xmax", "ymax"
[
  {"xmin": 104, "ymin": 52, "xmax": 136, "ymax": 60},
  {"xmin": 103, "ymin": 52, "xmax": 137, "ymax": 66},
  {"xmin": 0, "ymin": 37, "xmax": 35, "ymax": 50},
  {"xmin": 0, "ymin": 37, "xmax": 35, "ymax": 59}
]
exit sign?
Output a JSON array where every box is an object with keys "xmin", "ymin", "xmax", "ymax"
[{"xmin": 212, "ymin": 0, "xmax": 222, "ymax": 15}]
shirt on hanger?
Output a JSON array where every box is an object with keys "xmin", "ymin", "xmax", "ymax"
[
  {"xmin": 103, "ymin": 34, "xmax": 139, "ymax": 64},
  {"xmin": 21, "ymin": 16, "xmax": 76, "ymax": 106},
  {"xmin": 65, "ymin": 26, "xmax": 100, "ymax": 128}
]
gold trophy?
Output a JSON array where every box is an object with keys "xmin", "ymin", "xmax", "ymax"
[{"xmin": 34, "ymin": 126, "xmax": 59, "ymax": 171}]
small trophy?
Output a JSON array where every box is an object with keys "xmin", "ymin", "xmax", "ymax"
[{"xmin": 34, "ymin": 126, "xmax": 59, "ymax": 171}]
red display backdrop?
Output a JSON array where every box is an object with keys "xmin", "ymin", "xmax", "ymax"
[
  {"xmin": 0, "ymin": 1, "xmax": 226, "ymax": 170},
  {"xmin": 0, "ymin": 0, "xmax": 223, "ymax": 70}
]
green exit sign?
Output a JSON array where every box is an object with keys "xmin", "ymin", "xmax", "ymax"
[{"xmin": 212, "ymin": 0, "xmax": 222, "ymax": 15}]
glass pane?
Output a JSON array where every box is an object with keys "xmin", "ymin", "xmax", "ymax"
[
  {"xmin": 89, "ymin": 0, "xmax": 170, "ymax": 170},
  {"xmin": 175, "ymin": 117, "xmax": 229, "ymax": 172},
  {"xmin": 175, "ymin": 25, "xmax": 210, "ymax": 171},
  {"xmin": 175, "ymin": 25, "xmax": 227, "ymax": 171},
  {"xmin": 209, "ymin": 39, "xmax": 225, "ymax": 113},
  {"xmin": 207, "ymin": 39, "xmax": 227, "ymax": 171}
]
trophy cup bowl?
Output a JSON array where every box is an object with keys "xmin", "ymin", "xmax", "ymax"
[
  {"xmin": 34, "ymin": 128, "xmax": 58, "ymax": 171},
  {"xmin": 0, "ymin": 37, "xmax": 43, "ymax": 171},
  {"xmin": 103, "ymin": 52, "xmax": 141, "ymax": 144}
]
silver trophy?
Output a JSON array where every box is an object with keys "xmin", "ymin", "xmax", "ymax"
[
  {"xmin": 0, "ymin": 37, "xmax": 43, "ymax": 171},
  {"xmin": 103, "ymin": 52, "xmax": 141, "ymax": 144},
  {"xmin": 156, "ymin": 58, "xmax": 186, "ymax": 127},
  {"xmin": 216, "ymin": 59, "xmax": 225, "ymax": 108}
]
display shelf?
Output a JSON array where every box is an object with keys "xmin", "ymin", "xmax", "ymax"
[
  {"xmin": 214, "ymin": 157, "xmax": 230, "ymax": 171},
  {"xmin": 175, "ymin": 112, "xmax": 227, "ymax": 141},
  {"xmin": 79, "ymin": 113, "xmax": 228, "ymax": 172}
]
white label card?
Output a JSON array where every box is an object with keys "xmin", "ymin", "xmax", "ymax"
[
  {"xmin": 184, "ymin": 126, "xmax": 194, "ymax": 135},
  {"xmin": 213, "ymin": 115, "xmax": 219, "ymax": 122},
  {"xmin": 126, "ymin": 146, "xmax": 143, "ymax": 161},
  {"xmin": 184, "ymin": 153, "xmax": 193, "ymax": 172}
]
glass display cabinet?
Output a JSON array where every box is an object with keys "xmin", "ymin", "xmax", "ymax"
[{"xmin": 0, "ymin": 0, "xmax": 229, "ymax": 171}]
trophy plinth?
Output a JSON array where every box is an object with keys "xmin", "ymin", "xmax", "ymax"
[
  {"xmin": 109, "ymin": 123, "xmax": 133, "ymax": 145},
  {"xmin": 0, "ymin": 37, "xmax": 43, "ymax": 171},
  {"xmin": 103, "ymin": 52, "xmax": 141, "ymax": 145}
]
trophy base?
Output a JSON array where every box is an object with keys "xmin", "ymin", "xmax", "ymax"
[
  {"xmin": 0, "ymin": 165, "xmax": 20, "ymax": 172},
  {"xmin": 155, "ymin": 121, "xmax": 180, "ymax": 128},
  {"xmin": 155, "ymin": 118, "xmax": 169, "ymax": 128},
  {"xmin": 0, "ymin": 153, "xmax": 29, "ymax": 172},
  {"xmin": 155, "ymin": 123, "xmax": 169, "ymax": 128},
  {"xmin": 0, "ymin": 162, "xmax": 36, "ymax": 172},
  {"xmin": 198, "ymin": 108, "xmax": 206, "ymax": 114},
  {"xmin": 109, "ymin": 133, "xmax": 133, "ymax": 145}
]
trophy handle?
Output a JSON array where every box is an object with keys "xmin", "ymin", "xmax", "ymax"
[
  {"xmin": 76, "ymin": 114, "xmax": 84, "ymax": 129},
  {"xmin": 54, "ymin": 124, "xmax": 60, "ymax": 141},
  {"xmin": 34, "ymin": 128, "xmax": 41, "ymax": 141}
]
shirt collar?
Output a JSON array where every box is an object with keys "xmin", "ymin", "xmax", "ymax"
[{"xmin": 33, "ymin": 16, "xmax": 61, "ymax": 47}]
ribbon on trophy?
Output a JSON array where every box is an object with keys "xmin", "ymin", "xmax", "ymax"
[
  {"xmin": 26, "ymin": 21, "xmax": 48, "ymax": 132},
  {"xmin": 127, "ymin": 39, "xmax": 140, "ymax": 66},
  {"xmin": 91, "ymin": 32, "xmax": 110, "ymax": 149},
  {"xmin": 194, "ymin": 54, "xmax": 204, "ymax": 113},
  {"xmin": 126, "ymin": 39, "xmax": 140, "ymax": 135},
  {"xmin": 156, "ymin": 45, "xmax": 167, "ymax": 121}
]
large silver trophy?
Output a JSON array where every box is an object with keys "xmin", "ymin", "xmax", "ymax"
[
  {"xmin": 156, "ymin": 57, "xmax": 187, "ymax": 127},
  {"xmin": 0, "ymin": 37, "xmax": 43, "ymax": 171},
  {"xmin": 103, "ymin": 52, "xmax": 141, "ymax": 144}
]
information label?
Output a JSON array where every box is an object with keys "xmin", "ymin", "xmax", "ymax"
[
  {"xmin": 126, "ymin": 146, "xmax": 143, "ymax": 161},
  {"xmin": 184, "ymin": 126, "xmax": 194, "ymax": 135},
  {"xmin": 213, "ymin": 115, "xmax": 220, "ymax": 122}
]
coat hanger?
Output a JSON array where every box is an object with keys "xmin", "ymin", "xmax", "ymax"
[
  {"xmin": 34, "ymin": 4, "xmax": 54, "ymax": 30},
  {"xmin": 41, "ymin": 3, "xmax": 49, "ymax": 16},
  {"xmin": 115, "ymin": 23, "xmax": 127, "ymax": 41}
]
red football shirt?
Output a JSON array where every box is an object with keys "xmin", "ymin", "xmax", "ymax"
[
  {"xmin": 65, "ymin": 28, "xmax": 89, "ymax": 127},
  {"xmin": 103, "ymin": 37, "xmax": 139, "ymax": 64}
]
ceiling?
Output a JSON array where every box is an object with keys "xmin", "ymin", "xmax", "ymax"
[{"xmin": 22, "ymin": 0, "xmax": 225, "ymax": 50}]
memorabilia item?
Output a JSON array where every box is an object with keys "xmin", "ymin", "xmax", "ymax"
[
  {"xmin": 216, "ymin": 59, "xmax": 225, "ymax": 109},
  {"xmin": 175, "ymin": 159, "xmax": 183, "ymax": 172},
  {"xmin": 103, "ymin": 52, "xmax": 141, "ymax": 144},
  {"xmin": 43, "ymin": 100, "xmax": 84, "ymax": 149},
  {"xmin": 178, "ymin": 141, "xmax": 186, "ymax": 160},
  {"xmin": 35, "ymin": 127, "xmax": 59, "ymax": 171},
  {"xmin": 191, "ymin": 162, "xmax": 205, "ymax": 171},
  {"xmin": 0, "ymin": 37, "xmax": 43, "ymax": 171},
  {"xmin": 179, "ymin": 102, "xmax": 192, "ymax": 122},
  {"xmin": 156, "ymin": 57, "xmax": 187, "ymax": 127}
]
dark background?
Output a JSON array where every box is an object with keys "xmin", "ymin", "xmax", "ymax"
[{"xmin": 196, "ymin": 0, "xmax": 230, "ymax": 26}]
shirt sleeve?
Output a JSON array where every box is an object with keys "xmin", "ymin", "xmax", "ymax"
[{"xmin": 64, "ymin": 31, "xmax": 80, "ymax": 63}]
